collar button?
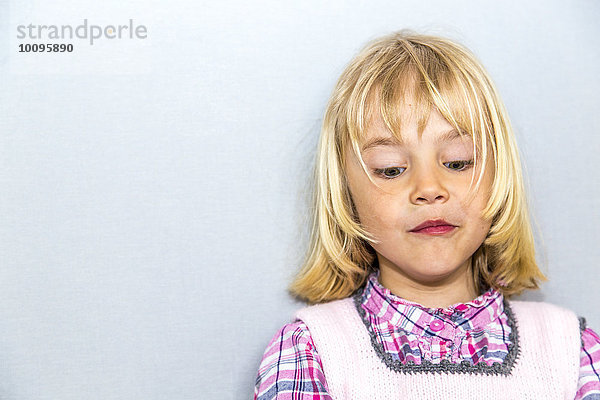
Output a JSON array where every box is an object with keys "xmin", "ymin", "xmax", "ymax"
[
  {"xmin": 455, "ymin": 304, "xmax": 468, "ymax": 312},
  {"xmin": 430, "ymin": 320, "xmax": 444, "ymax": 332}
]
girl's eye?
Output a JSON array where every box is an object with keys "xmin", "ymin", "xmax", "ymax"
[
  {"xmin": 374, "ymin": 167, "xmax": 406, "ymax": 179},
  {"xmin": 373, "ymin": 160, "xmax": 473, "ymax": 178},
  {"xmin": 444, "ymin": 160, "xmax": 474, "ymax": 171}
]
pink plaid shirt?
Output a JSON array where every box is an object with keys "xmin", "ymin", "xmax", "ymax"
[{"xmin": 254, "ymin": 272, "xmax": 600, "ymax": 399}]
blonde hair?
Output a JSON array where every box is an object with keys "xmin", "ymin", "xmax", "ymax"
[{"xmin": 290, "ymin": 31, "xmax": 546, "ymax": 304}]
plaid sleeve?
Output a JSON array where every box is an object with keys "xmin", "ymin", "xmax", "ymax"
[
  {"xmin": 254, "ymin": 321, "xmax": 332, "ymax": 400},
  {"xmin": 575, "ymin": 324, "xmax": 600, "ymax": 400}
]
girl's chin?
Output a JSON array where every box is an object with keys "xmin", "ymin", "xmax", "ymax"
[{"xmin": 379, "ymin": 261, "xmax": 471, "ymax": 284}]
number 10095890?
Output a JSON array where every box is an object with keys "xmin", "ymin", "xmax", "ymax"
[{"xmin": 19, "ymin": 43, "xmax": 74, "ymax": 52}]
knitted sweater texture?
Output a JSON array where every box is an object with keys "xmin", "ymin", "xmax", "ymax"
[{"xmin": 295, "ymin": 297, "xmax": 580, "ymax": 399}]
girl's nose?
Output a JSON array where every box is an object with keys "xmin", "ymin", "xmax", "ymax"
[{"xmin": 409, "ymin": 166, "xmax": 449, "ymax": 205}]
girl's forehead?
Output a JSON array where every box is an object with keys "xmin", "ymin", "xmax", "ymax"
[
  {"xmin": 360, "ymin": 87, "xmax": 435, "ymax": 141},
  {"xmin": 355, "ymin": 69, "xmax": 489, "ymax": 146},
  {"xmin": 359, "ymin": 102, "xmax": 471, "ymax": 147}
]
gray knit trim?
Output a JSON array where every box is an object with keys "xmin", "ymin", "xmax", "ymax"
[
  {"xmin": 579, "ymin": 316, "xmax": 587, "ymax": 347},
  {"xmin": 352, "ymin": 288, "xmax": 521, "ymax": 376},
  {"xmin": 579, "ymin": 316, "xmax": 587, "ymax": 332}
]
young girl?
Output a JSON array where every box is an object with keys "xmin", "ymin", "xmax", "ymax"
[{"xmin": 253, "ymin": 31, "xmax": 600, "ymax": 399}]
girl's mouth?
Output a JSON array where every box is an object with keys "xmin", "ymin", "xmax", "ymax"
[
  {"xmin": 409, "ymin": 219, "xmax": 457, "ymax": 235},
  {"xmin": 411, "ymin": 225, "xmax": 456, "ymax": 235}
]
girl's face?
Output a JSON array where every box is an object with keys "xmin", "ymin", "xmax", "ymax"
[{"xmin": 345, "ymin": 104, "xmax": 494, "ymax": 290}]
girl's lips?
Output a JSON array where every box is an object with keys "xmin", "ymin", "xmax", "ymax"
[
  {"xmin": 410, "ymin": 219, "xmax": 455, "ymax": 232},
  {"xmin": 411, "ymin": 225, "xmax": 456, "ymax": 235},
  {"xmin": 409, "ymin": 219, "xmax": 457, "ymax": 235}
]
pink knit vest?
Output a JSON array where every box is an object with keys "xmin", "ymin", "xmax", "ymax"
[{"xmin": 295, "ymin": 298, "xmax": 580, "ymax": 399}]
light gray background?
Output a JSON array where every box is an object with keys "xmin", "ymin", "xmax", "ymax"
[{"xmin": 1, "ymin": 1, "xmax": 598, "ymax": 399}]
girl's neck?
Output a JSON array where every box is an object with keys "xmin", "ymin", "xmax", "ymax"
[{"xmin": 377, "ymin": 258, "xmax": 478, "ymax": 309}]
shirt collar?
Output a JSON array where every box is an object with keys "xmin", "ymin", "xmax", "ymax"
[{"xmin": 359, "ymin": 270, "xmax": 505, "ymax": 334}]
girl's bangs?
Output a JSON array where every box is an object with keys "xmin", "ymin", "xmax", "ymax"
[
  {"xmin": 348, "ymin": 63, "xmax": 494, "ymax": 175},
  {"xmin": 348, "ymin": 60, "xmax": 492, "ymax": 150}
]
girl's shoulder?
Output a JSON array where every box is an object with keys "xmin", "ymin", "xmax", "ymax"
[
  {"xmin": 260, "ymin": 296, "xmax": 355, "ymax": 360},
  {"xmin": 254, "ymin": 319, "xmax": 330, "ymax": 399},
  {"xmin": 294, "ymin": 297, "xmax": 360, "ymax": 338},
  {"xmin": 507, "ymin": 299, "xmax": 587, "ymax": 331},
  {"xmin": 508, "ymin": 298, "xmax": 577, "ymax": 314},
  {"xmin": 507, "ymin": 299, "xmax": 600, "ymax": 352},
  {"xmin": 502, "ymin": 300, "xmax": 600, "ymax": 398},
  {"xmin": 294, "ymin": 297, "xmax": 355, "ymax": 318},
  {"xmin": 260, "ymin": 320, "xmax": 315, "ymax": 358}
]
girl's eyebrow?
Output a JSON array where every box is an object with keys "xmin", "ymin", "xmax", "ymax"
[
  {"xmin": 435, "ymin": 129, "xmax": 464, "ymax": 144},
  {"xmin": 361, "ymin": 137, "xmax": 401, "ymax": 152},
  {"xmin": 361, "ymin": 129, "xmax": 464, "ymax": 151}
]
